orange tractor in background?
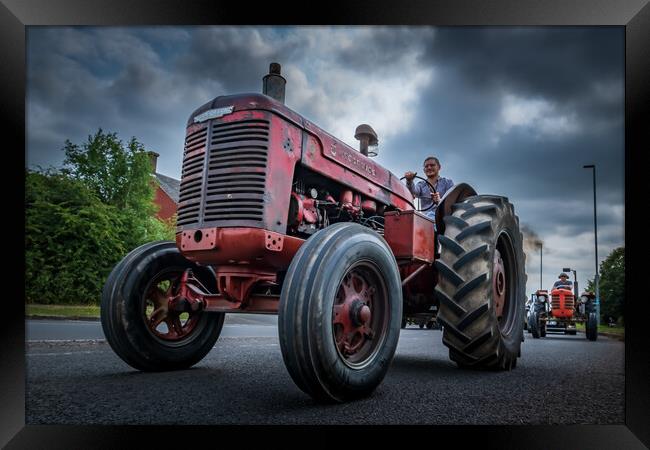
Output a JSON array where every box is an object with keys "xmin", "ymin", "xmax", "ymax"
[{"xmin": 528, "ymin": 288, "xmax": 598, "ymax": 340}]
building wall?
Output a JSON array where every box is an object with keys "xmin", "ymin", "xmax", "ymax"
[{"xmin": 154, "ymin": 187, "xmax": 177, "ymax": 222}]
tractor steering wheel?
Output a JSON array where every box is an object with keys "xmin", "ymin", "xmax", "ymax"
[{"xmin": 400, "ymin": 175, "xmax": 437, "ymax": 212}]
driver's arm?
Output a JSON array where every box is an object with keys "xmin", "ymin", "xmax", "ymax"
[{"xmin": 406, "ymin": 179, "xmax": 422, "ymax": 197}]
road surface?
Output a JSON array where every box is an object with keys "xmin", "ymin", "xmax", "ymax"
[{"xmin": 25, "ymin": 316, "xmax": 624, "ymax": 425}]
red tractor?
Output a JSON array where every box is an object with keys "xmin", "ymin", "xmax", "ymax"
[
  {"xmin": 101, "ymin": 63, "xmax": 527, "ymax": 403},
  {"xmin": 528, "ymin": 289, "xmax": 598, "ymax": 340}
]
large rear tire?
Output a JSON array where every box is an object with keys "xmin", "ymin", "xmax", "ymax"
[
  {"xmin": 101, "ymin": 241, "xmax": 225, "ymax": 371},
  {"xmin": 586, "ymin": 312, "xmax": 598, "ymax": 341},
  {"xmin": 278, "ymin": 223, "xmax": 402, "ymax": 403},
  {"xmin": 435, "ymin": 195, "xmax": 526, "ymax": 370}
]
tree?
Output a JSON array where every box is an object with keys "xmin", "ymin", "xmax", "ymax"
[
  {"xmin": 586, "ymin": 247, "xmax": 624, "ymax": 323},
  {"xmin": 62, "ymin": 129, "xmax": 155, "ymax": 213},
  {"xmin": 62, "ymin": 129, "xmax": 174, "ymax": 248},
  {"xmin": 25, "ymin": 130, "xmax": 175, "ymax": 304}
]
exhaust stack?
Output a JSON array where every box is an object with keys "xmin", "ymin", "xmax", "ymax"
[{"xmin": 262, "ymin": 62, "xmax": 286, "ymax": 104}]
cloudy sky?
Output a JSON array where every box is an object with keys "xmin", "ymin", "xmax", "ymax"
[{"xmin": 26, "ymin": 26, "xmax": 624, "ymax": 295}]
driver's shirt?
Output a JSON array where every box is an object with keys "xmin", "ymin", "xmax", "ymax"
[
  {"xmin": 552, "ymin": 280, "xmax": 573, "ymax": 290},
  {"xmin": 406, "ymin": 177, "xmax": 454, "ymax": 221}
]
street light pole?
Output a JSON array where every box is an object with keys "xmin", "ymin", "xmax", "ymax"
[
  {"xmin": 537, "ymin": 240, "xmax": 543, "ymax": 290},
  {"xmin": 583, "ymin": 164, "xmax": 600, "ymax": 324}
]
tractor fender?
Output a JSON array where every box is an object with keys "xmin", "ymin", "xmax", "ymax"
[{"xmin": 435, "ymin": 183, "xmax": 478, "ymax": 234}]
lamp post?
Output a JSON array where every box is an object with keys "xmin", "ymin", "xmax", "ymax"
[
  {"xmin": 583, "ymin": 164, "xmax": 600, "ymax": 324},
  {"xmin": 536, "ymin": 240, "xmax": 543, "ymax": 290}
]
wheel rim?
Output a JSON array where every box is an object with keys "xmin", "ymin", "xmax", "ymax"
[
  {"xmin": 494, "ymin": 231, "xmax": 518, "ymax": 335},
  {"xmin": 493, "ymin": 249, "xmax": 506, "ymax": 319},
  {"xmin": 331, "ymin": 261, "xmax": 389, "ymax": 369},
  {"xmin": 142, "ymin": 268, "xmax": 202, "ymax": 343}
]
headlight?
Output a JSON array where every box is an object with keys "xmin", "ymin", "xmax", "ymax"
[
  {"xmin": 537, "ymin": 295, "xmax": 547, "ymax": 303},
  {"xmin": 580, "ymin": 296, "xmax": 589, "ymax": 303}
]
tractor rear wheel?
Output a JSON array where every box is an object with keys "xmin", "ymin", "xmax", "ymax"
[
  {"xmin": 101, "ymin": 241, "xmax": 225, "ymax": 371},
  {"xmin": 435, "ymin": 195, "xmax": 526, "ymax": 370},
  {"xmin": 586, "ymin": 312, "xmax": 598, "ymax": 341},
  {"xmin": 278, "ymin": 223, "xmax": 402, "ymax": 403}
]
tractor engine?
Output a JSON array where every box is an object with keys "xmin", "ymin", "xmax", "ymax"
[{"xmin": 550, "ymin": 288, "xmax": 575, "ymax": 319}]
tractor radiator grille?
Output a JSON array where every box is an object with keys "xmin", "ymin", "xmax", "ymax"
[
  {"xmin": 176, "ymin": 117, "xmax": 271, "ymax": 230},
  {"xmin": 551, "ymin": 295, "xmax": 575, "ymax": 310},
  {"xmin": 177, "ymin": 127, "xmax": 208, "ymax": 226},
  {"xmin": 203, "ymin": 118, "xmax": 269, "ymax": 223}
]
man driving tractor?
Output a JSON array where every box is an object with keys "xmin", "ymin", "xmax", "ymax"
[
  {"xmin": 403, "ymin": 156, "xmax": 454, "ymax": 222},
  {"xmin": 552, "ymin": 272, "xmax": 573, "ymax": 291}
]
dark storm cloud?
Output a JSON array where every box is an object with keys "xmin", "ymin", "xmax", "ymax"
[
  {"xmin": 172, "ymin": 27, "xmax": 284, "ymax": 93},
  {"xmin": 424, "ymin": 28, "xmax": 623, "ymax": 101},
  {"xmin": 171, "ymin": 26, "xmax": 435, "ymax": 104}
]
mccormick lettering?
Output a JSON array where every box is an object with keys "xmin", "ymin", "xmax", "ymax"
[
  {"xmin": 338, "ymin": 147, "xmax": 377, "ymax": 177},
  {"xmin": 194, "ymin": 106, "xmax": 235, "ymax": 123}
]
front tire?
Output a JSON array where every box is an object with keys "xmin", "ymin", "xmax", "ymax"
[
  {"xmin": 435, "ymin": 195, "xmax": 526, "ymax": 370},
  {"xmin": 278, "ymin": 223, "xmax": 402, "ymax": 403},
  {"xmin": 586, "ymin": 312, "xmax": 598, "ymax": 341},
  {"xmin": 101, "ymin": 241, "xmax": 225, "ymax": 371},
  {"xmin": 529, "ymin": 311, "xmax": 540, "ymax": 339}
]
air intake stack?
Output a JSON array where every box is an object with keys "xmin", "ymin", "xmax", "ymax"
[{"xmin": 262, "ymin": 62, "xmax": 286, "ymax": 104}]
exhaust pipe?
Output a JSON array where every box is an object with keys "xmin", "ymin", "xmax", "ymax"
[{"xmin": 262, "ymin": 62, "xmax": 286, "ymax": 104}]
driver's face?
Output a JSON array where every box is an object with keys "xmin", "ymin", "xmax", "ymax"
[
  {"xmin": 423, "ymin": 160, "xmax": 440, "ymax": 178},
  {"xmin": 560, "ymin": 276, "xmax": 568, "ymax": 281}
]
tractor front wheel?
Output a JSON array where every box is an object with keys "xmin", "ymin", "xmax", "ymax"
[
  {"xmin": 529, "ymin": 311, "xmax": 540, "ymax": 339},
  {"xmin": 586, "ymin": 312, "xmax": 598, "ymax": 341},
  {"xmin": 435, "ymin": 195, "xmax": 526, "ymax": 370},
  {"xmin": 101, "ymin": 241, "xmax": 225, "ymax": 371},
  {"xmin": 278, "ymin": 223, "xmax": 402, "ymax": 403}
]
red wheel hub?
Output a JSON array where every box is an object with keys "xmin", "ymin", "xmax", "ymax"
[
  {"xmin": 493, "ymin": 249, "xmax": 507, "ymax": 320},
  {"xmin": 332, "ymin": 270, "xmax": 377, "ymax": 359},
  {"xmin": 145, "ymin": 272, "xmax": 201, "ymax": 341}
]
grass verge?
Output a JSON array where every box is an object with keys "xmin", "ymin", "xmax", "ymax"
[
  {"xmin": 576, "ymin": 322, "xmax": 625, "ymax": 336},
  {"xmin": 26, "ymin": 304, "xmax": 100, "ymax": 319},
  {"xmin": 25, "ymin": 304, "xmax": 189, "ymax": 323}
]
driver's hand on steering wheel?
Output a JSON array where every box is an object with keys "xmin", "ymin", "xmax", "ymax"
[
  {"xmin": 431, "ymin": 192, "xmax": 441, "ymax": 203},
  {"xmin": 404, "ymin": 171, "xmax": 417, "ymax": 182}
]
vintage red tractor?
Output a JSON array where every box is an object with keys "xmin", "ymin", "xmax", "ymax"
[
  {"xmin": 101, "ymin": 63, "xmax": 527, "ymax": 403},
  {"xmin": 528, "ymin": 288, "xmax": 598, "ymax": 340}
]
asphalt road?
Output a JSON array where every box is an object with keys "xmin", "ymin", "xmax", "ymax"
[
  {"xmin": 25, "ymin": 317, "xmax": 624, "ymax": 425},
  {"xmin": 26, "ymin": 313, "xmax": 279, "ymax": 340}
]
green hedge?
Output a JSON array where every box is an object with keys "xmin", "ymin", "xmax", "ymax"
[{"xmin": 25, "ymin": 170, "xmax": 174, "ymax": 305}]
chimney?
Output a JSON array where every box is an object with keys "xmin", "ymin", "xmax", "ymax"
[
  {"xmin": 147, "ymin": 151, "xmax": 160, "ymax": 173},
  {"xmin": 262, "ymin": 62, "xmax": 286, "ymax": 104}
]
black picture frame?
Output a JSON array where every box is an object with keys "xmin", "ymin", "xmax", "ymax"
[{"xmin": 4, "ymin": 1, "xmax": 648, "ymax": 448}]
